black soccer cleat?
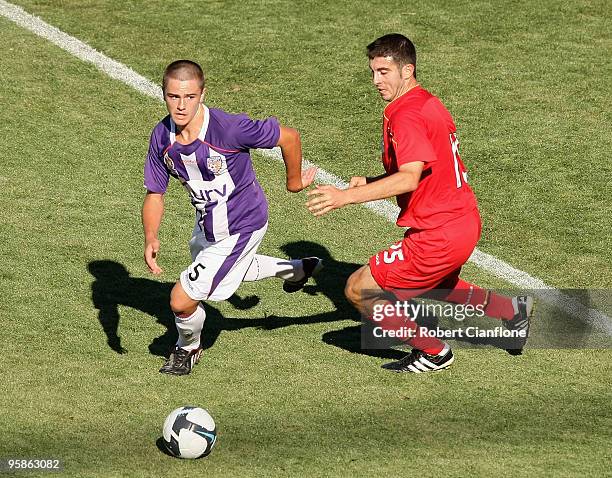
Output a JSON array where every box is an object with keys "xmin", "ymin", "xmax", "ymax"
[
  {"xmin": 382, "ymin": 343, "xmax": 454, "ymax": 373},
  {"xmin": 503, "ymin": 295, "xmax": 534, "ymax": 355},
  {"xmin": 159, "ymin": 346, "xmax": 202, "ymax": 376},
  {"xmin": 283, "ymin": 257, "xmax": 323, "ymax": 293}
]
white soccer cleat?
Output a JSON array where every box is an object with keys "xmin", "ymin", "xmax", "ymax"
[{"xmin": 381, "ymin": 343, "xmax": 454, "ymax": 373}]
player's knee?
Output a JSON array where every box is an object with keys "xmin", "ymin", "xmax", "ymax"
[
  {"xmin": 344, "ymin": 272, "xmax": 362, "ymax": 307},
  {"xmin": 170, "ymin": 283, "xmax": 199, "ymax": 316}
]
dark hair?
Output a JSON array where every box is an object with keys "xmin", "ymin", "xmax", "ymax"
[
  {"xmin": 162, "ymin": 60, "xmax": 205, "ymax": 92},
  {"xmin": 366, "ymin": 33, "xmax": 417, "ymax": 79}
]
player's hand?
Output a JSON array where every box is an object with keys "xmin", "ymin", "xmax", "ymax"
[
  {"xmin": 349, "ymin": 176, "xmax": 367, "ymax": 188},
  {"xmin": 306, "ymin": 185, "xmax": 349, "ymax": 217},
  {"xmin": 144, "ymin": 238, "xmax": 163, "ymax": 275},
  {"xmin": 288, "ymin": 167, "xmax": 318, "ymax": 192},
  {"xmin": 301, "ymin": 167, "xmax": 318, "ymax": 190}
]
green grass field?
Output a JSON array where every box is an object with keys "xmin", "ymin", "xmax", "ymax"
[{"xmin": 1, "ymin": 1, "xmax": 611, "ymax": 477}]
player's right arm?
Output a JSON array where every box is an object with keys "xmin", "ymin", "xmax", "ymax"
[
  {"xmin": 349, "ymin": 173, "xmax": 389, "ymax": 188},
  {"xmin": 142, "ymin": 191, "xmax": 164, "ymax": 275},
  {"xmin": 143, "ymin": 124, "xmax": 171, "ymax": 275},
  {"xmin": 307, "ymin": 162, "xmax": 423, "ymax": 217}
]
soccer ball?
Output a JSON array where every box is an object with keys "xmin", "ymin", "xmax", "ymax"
[{"xmin": 162, "ymin": 406, "xmax": 217, "ymax": 459}]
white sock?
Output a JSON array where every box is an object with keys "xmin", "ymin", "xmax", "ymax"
[
  {"xmin": 175, "ymin": 304, "xmax": 206, "ymax": 351},
  {"xmin": 243, "ymin": 255, "xmax": 304, "ymax": 282}
]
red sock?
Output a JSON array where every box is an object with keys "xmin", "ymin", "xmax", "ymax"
[
  {"xmin": 371, "ymin": 301, "xmax": 445, "ymax": 355},
  {"xmin": 483, "ymin": 292, "xmax": 514, "ymax": 320},
  {"xmin": 440, "ymin": 278, "xmax": 487, "ymax": 306},
  {"xmin": 436, "ymin": 278, "xmax": 514, "ymax": 320}
]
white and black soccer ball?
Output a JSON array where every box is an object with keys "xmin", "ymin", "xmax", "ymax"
[{"xmin": 162, "ymin": 406, "xmax": 217, "ymax": 459}]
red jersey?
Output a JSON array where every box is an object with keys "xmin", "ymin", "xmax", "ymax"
[{"xmin": 382, "ymin": 85, "xmax": 478, "ymax": 230}]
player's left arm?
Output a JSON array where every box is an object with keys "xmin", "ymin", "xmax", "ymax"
[
  {"xmin": 277, "ymin": 126, "xmax": 317, "ymax": 192},
  {"xmin": 306, "ymin": 161, "xmax": 423, "ymax": 217}
]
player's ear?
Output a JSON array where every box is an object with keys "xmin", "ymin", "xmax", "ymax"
[
  {"xmin": 403, "ymin": 64, "xmax": 414, "ymax": 79},
  {"xmin": 200, "ymin": 87, "xmax": 206, "ymax": 103}
]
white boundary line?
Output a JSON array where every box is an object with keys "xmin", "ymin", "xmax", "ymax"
[{"xmin": 2, "ymin": 0, "xmax": 610, "ymax": 335}]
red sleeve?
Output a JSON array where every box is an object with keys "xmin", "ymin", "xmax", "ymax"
[{"xmin": 391, "ymin": 111, "xmax": 437, "ymax": 166}]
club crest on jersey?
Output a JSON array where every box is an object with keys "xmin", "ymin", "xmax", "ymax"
[
  {"xmin": 207, "ymin": 155, "xmax": 227, "ymax": 176},
  {"xmin": 163, "ymin": 153, "xmax": 179, "ymax": 176}
]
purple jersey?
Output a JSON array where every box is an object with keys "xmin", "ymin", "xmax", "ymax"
[{"xmin": 144, "ymin": 106, "xmax": 280, "ymax": 242}]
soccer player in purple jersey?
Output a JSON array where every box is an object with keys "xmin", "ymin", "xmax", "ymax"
[{"xmin": 143, "ymin": 60, "xmax": 322, "ymax": 375}]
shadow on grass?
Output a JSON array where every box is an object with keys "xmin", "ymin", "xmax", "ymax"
[
  {"xmin": 277, "ymin": 241, "xmax": 405, "ymax": 360},
  {"xmin": 155, "ymin": 437, "xmax": 174, "ymax": 458},
  {"xmin": 278, "ymin": 241, "xmax": 527, "ymax": 356},
  {"xmin": 87, "ymin": 241, "xmax": 517, "ymax": 363},
  {"xmin": 88, "ymin": 260, "xmax": 269, "ymax": 357},
  {"xmin": 86, "ymin": 241, "xmax": 394, "ymax": 360}
]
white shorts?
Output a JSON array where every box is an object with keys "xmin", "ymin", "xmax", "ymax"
[{"xmin": 180, "ymin": 223, "xmax": 268, "ymax": 302}]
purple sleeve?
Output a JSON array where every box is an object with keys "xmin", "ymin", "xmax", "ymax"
[
  {"xmin": 232, "ymin": 115, "xmax": 281, "ymax": 150},
  {"xmin": 143, "ymin": 128, "xmax": 169, "ymax": 193}
]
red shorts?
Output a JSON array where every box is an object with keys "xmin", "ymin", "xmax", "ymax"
[{"xmin": 369, "ymin": 209, "xmax": 481, "ymax": 293}]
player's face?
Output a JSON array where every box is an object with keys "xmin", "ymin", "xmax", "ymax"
[
  {"xmin": 164, "ymin": 78, "xmax": 204, "ymax": 127},
  {"xmin": 369, "ymin": 56, "xmax": 411, "ymax": 102}
]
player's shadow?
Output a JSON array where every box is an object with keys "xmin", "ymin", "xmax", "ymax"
[
  {"xmin": 274, "ymin": 241, "xmax": 406, "ymax": 359},
  {"xmin": 88, "ymin": 260, "xmax": 264, "ymax": 357},
  {"xmin": 89, "ymin": 257, "xmax": 368, "ymax": 358},
  {"xmin": 87, "ymin": 248, "xmax": 393, "ymax": 360},
  {"xmin": 88, "ymin": 247, "xmax": 519, "ymax": 362}
]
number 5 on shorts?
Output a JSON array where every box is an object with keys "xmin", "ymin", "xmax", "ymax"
[
  {"xmin": 383, "ymin": 242, "xmax": 404, "ymax": 264},
  {"xmin": 189, "ymin": 263, "xmax": 206, "ymax": 281}
]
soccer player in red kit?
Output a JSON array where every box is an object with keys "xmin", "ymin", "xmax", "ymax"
[{"xmin": 307, "ymin": 34, "xmax": 533, "ymax": 373}]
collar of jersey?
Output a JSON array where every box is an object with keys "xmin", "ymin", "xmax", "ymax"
[
  {"xmin": 169, "ymin": 105, "xmax": 210, "ymax": 147},
  {"xmin": 384, "ymin": 85, "xmax": 422, "ymax": 117}
]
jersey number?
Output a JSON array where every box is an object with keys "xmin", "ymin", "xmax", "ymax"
[
  {"xmin": 450, "ymin": 132, "xmax": 468, "ymax": 189},
  {"xmin": 189, "ymin": 263, "xmax": 206, "ymax": 281}
]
